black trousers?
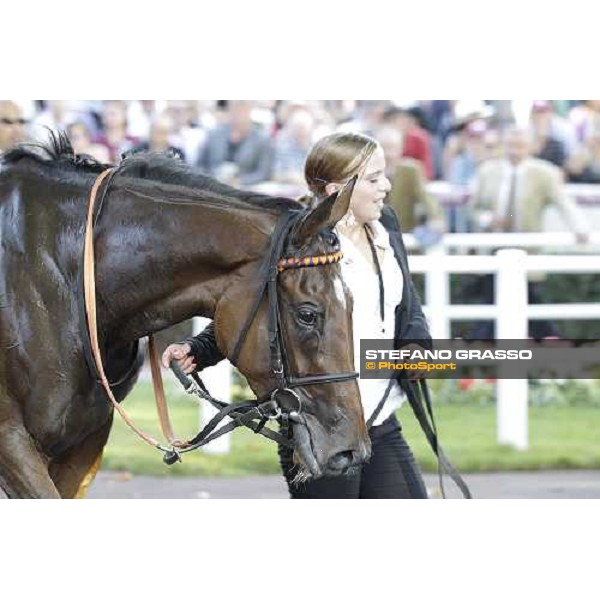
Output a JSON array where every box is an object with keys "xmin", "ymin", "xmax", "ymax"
[{"xmin": 278, "ymin": 414, "xmax": 428, "ymax": 499}]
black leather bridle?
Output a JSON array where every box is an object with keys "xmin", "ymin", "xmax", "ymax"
[
  {"xmin": 163, "ymin": 207, "xmax": 359, "ymax": 464},
  {"xmin": 230, "ymin": 209, "xmax": 358, "ymax": 400}
]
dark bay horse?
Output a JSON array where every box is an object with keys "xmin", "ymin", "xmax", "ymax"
[{"xmin": 0, "ymin": 133, "xmax": 370, "ymax": 498}]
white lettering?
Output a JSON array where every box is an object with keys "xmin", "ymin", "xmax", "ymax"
[{"xmin": 455, "ymin": 350, "xmax": 533, "ymax": 360}]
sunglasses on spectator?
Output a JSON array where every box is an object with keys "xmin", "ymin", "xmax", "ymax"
[{"xmin": 0, "ymin": 118, "xmax": 28, "ymax": 125}]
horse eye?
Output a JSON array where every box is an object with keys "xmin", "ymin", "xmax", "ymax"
[
  {"xmin": 327, "ymin": 232, "xmax": 339, "ymax": 247},
  {"xmin": 297, "ymin": 307, "xmax": 317, "ymax": 326}
]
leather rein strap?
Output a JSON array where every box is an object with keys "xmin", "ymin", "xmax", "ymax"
[
  {"xmin": 82, "ymin": 169, "xmax": 295, "ymax": 459},
  {"xmin": 83, "ymin": 168, "xmax": 169, "ymax": 450}
]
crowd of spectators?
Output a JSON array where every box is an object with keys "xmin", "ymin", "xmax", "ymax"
[
  {"xmin": 1, "ymin": 99, "xmax": 598, "ymax": 237},
  {"xmin": 2, "ymin": 99, "xmax": 596, "ymax": 341}
]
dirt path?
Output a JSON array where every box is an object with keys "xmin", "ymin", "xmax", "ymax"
[{"xmin": 85, "ymin": 469, "xmax": 600, "ymax": 499}]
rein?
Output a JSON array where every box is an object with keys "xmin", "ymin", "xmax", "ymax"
[
  {"xmin": 81, "ymin": 169, "xmax": 356, "ymax": 464},
  {"xmin": 82, "ymin": 168, "xmax": 172, "ymax": 451}
]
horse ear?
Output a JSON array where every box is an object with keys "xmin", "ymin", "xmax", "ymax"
[{"xmin": 293, "ymin": 175, "xmax": 357, "ymax": 243}]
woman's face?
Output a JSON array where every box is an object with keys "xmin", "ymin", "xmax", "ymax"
[{"xmin": 348, "ymin": 145, "xmax": 391, "ymax": 224}]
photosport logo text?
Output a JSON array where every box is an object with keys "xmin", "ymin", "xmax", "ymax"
[{"xmin": 359, "ymin": 340, "xmax": 599, "ymax": 380}]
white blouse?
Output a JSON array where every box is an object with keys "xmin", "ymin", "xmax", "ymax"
[{"xmin": 336, "ymin": 220, "xmax": 405, "ymax": 426}]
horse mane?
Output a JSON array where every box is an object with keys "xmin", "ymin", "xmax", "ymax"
[
  {"xmin": 1, "ymin": 129, "xmax": 301, "ymax": 212},
  {"xmin": 1, "ymin": 129, "xmax": 111, "ymax": 174}
]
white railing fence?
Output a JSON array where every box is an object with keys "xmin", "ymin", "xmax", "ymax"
[
  {"xmin": 405, "ymin": 232, "xmax": 600, "ymax": 450},
  {"xmin": 192, "ymin": 232, "xmax": 600, "ymax": 454}
]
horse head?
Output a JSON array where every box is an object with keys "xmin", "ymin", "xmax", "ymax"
[{"xmin": 213, "ymin": 178, "xmax": 371, "ymax": 480}]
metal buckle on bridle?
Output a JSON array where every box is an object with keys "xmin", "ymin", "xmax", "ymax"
[
  {"xmin": 258, "ymin": 394, "xmax": 282, "ymax": 420},
  {"xmin": 272, "ymin": 362, "xmax": 284, "ymax": 375},
  {"xmin": 162, "ymin": 447, "xmax": 182, "ymax": 465},
  {"xmin": 270, "ymin": 387, "xmax": 302, "ymax": 418},
  {"xmin": 183, "ymin": 379, "xmax": 201, "ymax": 395}
]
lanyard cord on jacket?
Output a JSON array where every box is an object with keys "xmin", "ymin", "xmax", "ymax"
[
  {"xmin": 364, "ymin": 225, "xmax": 385, "ymax": 323},
  {"xmin": 363, "ymin": 224, "xmax": 391, "ymax": 431}
]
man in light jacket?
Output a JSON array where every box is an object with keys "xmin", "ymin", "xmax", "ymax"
[{"xmin": 469, "ymin": 126, "xmax": 587, "ymax": 238}]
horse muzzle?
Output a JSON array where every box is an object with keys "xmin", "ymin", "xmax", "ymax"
[{"xmin": 290, "ymin": 415, "xmax": 371, "ymax": 479}]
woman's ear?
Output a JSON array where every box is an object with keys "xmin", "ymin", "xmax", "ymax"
[
  {"xmin": 325, "ymin": 182, "xmax": 340, "ymax": 197},
  {"xmin": 291, "ymin": 175, "xmax": 358, "ymax": 244}
]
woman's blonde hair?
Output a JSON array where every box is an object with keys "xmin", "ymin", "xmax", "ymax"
[{"xmin": 304, "ymin": 132, "xmax": 378, "ymax": 198}]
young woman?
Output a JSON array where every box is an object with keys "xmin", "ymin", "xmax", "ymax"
[{"xmin": 163, "ymin": 132, "xmax": 432, "ymax": 499}]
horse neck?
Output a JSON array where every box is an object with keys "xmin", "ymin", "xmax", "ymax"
[{"xmin": 94, "ymin": 184, "xmax": 278, "ymax": 343}]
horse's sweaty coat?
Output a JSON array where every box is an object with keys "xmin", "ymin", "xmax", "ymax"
[{"xmin": 0, "ymin": 133, "xmax": 369, "ymax": 498}]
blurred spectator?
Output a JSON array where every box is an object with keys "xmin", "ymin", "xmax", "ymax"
[
  {"xmin": 32, "ymin": 100, "xmax": 69, "ymax": 132},
  {"xmin": 383, "ymin": 105, "xmax": 434, "ymax": 179},
  {"xmin": 252, "ymin": 100, "xmax": 278, "ymax": 132},
  {"xmin": 375, "ymin": 124, "xmax": 403, "ymax": 173},
  {"xmin": 337, "ymin": 100, "xmax": 389, "ymax": 135},
  {"xmin": 482, "ymin": 128, "xmax": 503, "ymax": 161},
  {"xmin": 94, "ymin": 100, "xmax": 139, "ymax": 162},
  {"xmin": 167, "ymin": 100, "xmax": 211, "ymax": 166},
  {"xmin": 569, "ymin": 100, "xmax": 600, "ymax": 143},
  {"xmin": 466, "ymin": 126, "xmax": 587, "ymax": 340},
  {"xmin": 551, "ymin": 100, "xmax": 575, "ymax": 118},
  {"xmin": 322, "ymin": 100, "xmax": 356, "ymax": 128},
  {"xmin": 0, "ymin": 101, "xmax": 28, "ymax": 152},
  {"xmin": 128, "ymin": 113, "xmax": 185, "ymax": 161},
  {"xmin": 529, "ymin": 100, "xmax": 578, "ymax": 168},
  {"xmin": 438, "ymin": 111, "xmax": 500, "ymax": 233},
  {"xmin": 32, "ymin": 100, "xmax": 98, "ymax": 139},
  {"xmin": 32, "ymin": 101, "xmax": 100, "ymax": 144},
  {"xmin": 419, "ymin": 100, "xmax": 454, "ymax": 140},
  {"xmin": 566, "ymin": 116, "xmax": 600, "ymax": 183},
  {"xmin": 443, "ymin": 119, "xmax": 490, "ymax": 185},
  {"xmin": 486, "ymin": 100, "xmax": 515, "ymax": 129},
  {"xmin": 66, "ymin": 122, "xmax": 110, "ymax": 163},
  {"xmin": 470, "ymin": 126, "xmax": 587, "ymax": 236},
  {"xmin": 417, "ymin": 100, "xmax": 454, "ymax": 178},
  {"xmin": 33, "ymin": 101, "xmax": 74, "ymax": 132},
  {"xmin": 197, "ymin": 100, "xmax": 273, "ymax": 186},
  {"xmin": 376, "ymin": 126, "xmax": 444, "ymax": 235},
  {"xmin": 126, "ymin": 100, "xmax": 160, "ymax": 139},
  {"xmin": 447, "ymin": 100, "xmax": 496, "ymax": 140},
  {"xmin": 272, "ymin": 108, "xmax": 315, "ymax": 185},
  {"xmin": 408, "ymin": 101, "xmax": 436, "ymax": 134}
]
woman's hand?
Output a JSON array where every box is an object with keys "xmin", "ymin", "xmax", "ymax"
[
  {"xmin": 161, "ymin": 342, "xmax": 197, "ymax": 374},
  {"xmin": 402, "ymin": 343, "xmax": 429, "ymax": 382}
]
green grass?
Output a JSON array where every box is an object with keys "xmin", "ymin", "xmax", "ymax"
[
  {"xmin": 101, "ymin": 380, "xmax": 600, "ymax": 476},
  {"xmin": 400, "ymin": 403, "xmax": 600, "ymax": 472}
]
